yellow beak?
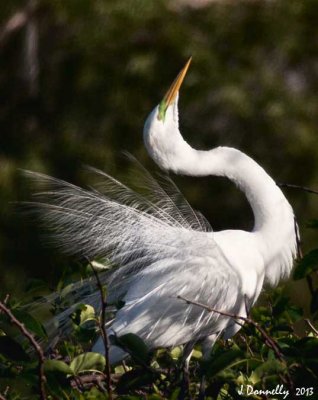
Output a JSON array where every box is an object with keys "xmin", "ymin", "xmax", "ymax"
[{"xmin": 158, "ymin": 57, "xmax": 192, "ymax": 121}]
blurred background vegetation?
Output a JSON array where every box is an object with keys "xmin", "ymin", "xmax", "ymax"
[{"xmin": 1, "ymin": 0, "xmax": 318, "ymax": 298}]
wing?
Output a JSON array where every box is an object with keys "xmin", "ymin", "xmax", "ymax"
[{"xmin": 23, "ymin": 158, "xmax": 240, "ymax": 347}]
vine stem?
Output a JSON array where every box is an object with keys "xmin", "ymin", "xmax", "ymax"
[{"xmin": 0, "ymin": 301, "xmax": 47, "ymax": 400}]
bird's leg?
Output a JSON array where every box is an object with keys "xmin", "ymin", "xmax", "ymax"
[
  {"xmin": 198, "ymin": 375, "xmax": 206, "ymax": 400},
  {"xmin": 244, "ymin": 294, "xmax": 251, "ymax": 317},
  {"xmin": 178, "ymin": 341, "xmax": 195, "ymax": 400},
  {"xmin": 198, "ymin": 333, "xmax": 221, "ymax": 400}
]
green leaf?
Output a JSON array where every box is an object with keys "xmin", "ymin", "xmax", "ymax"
[
  {"xmin": 44, "ymin": 359, "xmax": 73, "ymax": 375},
  {"xmin": 79, "ymin": 304, "xmax": 96, "ymax": 325},
  {"xmin": 254, "ymin": 358, "xmax": 286, "ymax": 377},
  {"xmin": 80, "ymin": 386, "xmax": 110, "ymax": 399},
  {"xmin": 203, "ymin": 348, "xmax": 243, "ymax": 377},
  {"xmin": 117, "ymin": 368, "xmax": 155, "ymax": 394},
  {"xmin": 170, "ymin": 346, "xmax": 182, "ymax": 360},
  {"xmin": 169, "ymin": 388, "xmax": 181, "ymax": 400},
  {"xmin": 294, "ymin": 337, "xmax": 318, "ymax": 358},
  {"xmin": 71, "ymin": 304, "xmax": 96, "ymax": 330},
  {"xmin": 70, "ymin": 352, "xmax": 106, "ymax": 375},
  {"xmin": 0, "ymin": 336, "xmax": 29, "ymax": 361},
  {"xmin": 293, "ymin": 249, "xmax": 318, "ymax": 280},
  {"xmin": 13, "ymin": 310, "xmax": 47, "ymax": 339},
  {"xmin": 117, "ymin": 333, "xmax": 150, "ymax": 364}
]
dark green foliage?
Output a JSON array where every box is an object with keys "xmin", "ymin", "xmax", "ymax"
[
  {"xmin": 116, "ymin": 333, "xmax": 151, "ymax": 365},
  {"xmin": 1, "ymin": 238, "xmax": 318, "ymax": 399},
  {"xmin": 294, "ymin": 249, "xmax": 318, "ymax": 280},
  {"xmin": 0, "ymin": 336, "xmax": 29, "ymax": 362}
]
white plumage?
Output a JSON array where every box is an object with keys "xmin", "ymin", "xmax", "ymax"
[{"xmin": 27, "ymin": 59, "xmax": 297, "ymax": 363}]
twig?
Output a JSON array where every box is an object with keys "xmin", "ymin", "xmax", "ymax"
[
  {"xmin": 3, "ymin": 294, "xmax": 10, "ymax": 305},
  {"xmin": 239, "ymin": 334, "xmax": 254, "ymax": 357},
  {"xmin": 277, "ymin": 182, "xmax": 318, "ymax": 195},
  {"xmin": 0, "ymin": 301, "xmax": 47, "ymax": 400},
  {"xmin": 87, "ymin": 259, "xmax": 113, "ymax": 400},
  {"xmin": 304, "ymin": 319, "xmax": 318, "ymax": 336}
]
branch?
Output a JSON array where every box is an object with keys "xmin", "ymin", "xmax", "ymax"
[
  {"xmin": 277, "ymin": 182, "xmax": 318, "ymax": 196},
  {"xmin": 177, "ymin": 295, "xmax": 297, "ymax": 398},
  {"xmin": 70, "ymin": 372, "xmax": 106, "ymax": 392},
  {"xmin": 0, "ymin": 301, "xmax": 47, "ymax": 400},
  {"xmin": 177, "ymin": 295, "xmax": 284, "ymax": 361},
  {"xmin": 87, "ymin": 259, "xmax": 113, "ymax": 400}
]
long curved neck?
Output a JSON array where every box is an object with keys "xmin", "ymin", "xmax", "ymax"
[
  {"xmin": 169, "ymin": 144, "xmax": 292, "ymax": 234},
  {"xmin": 145, "ymin": 112, "xmax": 297, "ymax": 285}
]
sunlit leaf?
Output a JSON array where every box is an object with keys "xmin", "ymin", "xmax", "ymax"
[
  {"xmin": 70, "ymin": 352, "xmax": 106, "ymax": 375},
  {"xmin": 44, "ymin": 359, "xmax": 73, "ymax": 375}
]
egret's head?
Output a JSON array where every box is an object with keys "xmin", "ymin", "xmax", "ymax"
[{"xmin": 143, "ymin": 58, "xmax": 192, "ymax": 171}]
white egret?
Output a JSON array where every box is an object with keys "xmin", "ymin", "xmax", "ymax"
[{"xmin": 27, "ymin": 59, "xmax": 297, "ymax": 363}]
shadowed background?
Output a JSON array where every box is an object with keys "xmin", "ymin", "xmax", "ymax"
[{"xmin": 1, "ymin": 0, "xmax": 318, "ymax": 296}]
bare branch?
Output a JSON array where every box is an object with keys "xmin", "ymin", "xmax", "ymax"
[
  {"xmin": 70, "ymin": 372, "xmax": 106, "ymax": 392},
  {"xmin": 87, "ymin": 258, "xmax": 113, "ymax": 400},
  {"xmin": 177, "ymin": 295, "xmax": 284, "ymax": 361},
  {"xmin": 0, "ymin": 301, "xmax": 47, "ymax": 400},
  {"xmin": 177, "ymin": 295, "xmax": 296, "ymax": 398}
]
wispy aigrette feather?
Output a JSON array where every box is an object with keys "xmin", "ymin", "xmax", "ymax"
[{"xmin": 24, "ymin": 157, "xmax": 231, "ymax": 347}]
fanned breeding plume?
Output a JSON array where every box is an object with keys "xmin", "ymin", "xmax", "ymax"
[
  {"xmin": 23, "ymin": 157, "xmax": 228, "ymax": 347},
  {"xmin": 24, "ymin": 156, "xmax": 212, "ymax": 259}
]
